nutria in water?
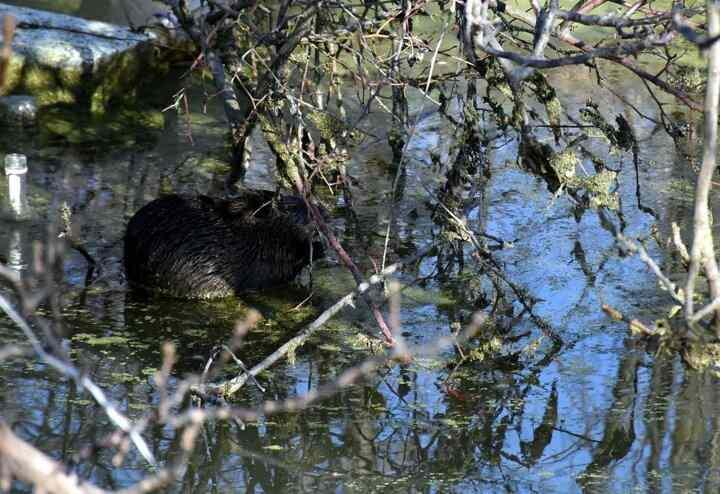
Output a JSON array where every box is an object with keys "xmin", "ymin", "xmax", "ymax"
[{"xmin": 123, "ymin": 191, "xmax": 323, "ymax": 299}]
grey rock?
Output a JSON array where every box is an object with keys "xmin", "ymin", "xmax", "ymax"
[
  {"xmin": 0, "ymin": 3, "xmax": 154, "ymax": 74},
  {"xmin": 0, "ymin": 3, "xmax": 192, "ymax": 116},
  {"xmin": 0, "ymin": 95, "xmax": 37, "ymax": 126}
]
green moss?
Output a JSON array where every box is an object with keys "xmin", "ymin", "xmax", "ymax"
[
  {"xmin": 24, "ymin": 66, "xmax": 57, "ymax": 93},
  {"xmin": 57, "ymin": 65, "xmax": 83, "ymax": 89},
  {"xmin": 549, "ymin": 149, "xmax": 579, "ymax": 183},
  {"xmin": 159, "ymin": 176, "xmax": 174, "ymax": 195},
  {"xmin": 669, "ymin": 63, "xmax": 706, "ymax": 94},
  {"xmin": 15, "ymin": 0, "xmax": 82, "ymax": 14},
  {"xmin": 110, "ymin": 372, "xmax": 141, "ymax": 384},
  {"xmin": 90, "ymin": 86, "xmax": 110, "ymax": 116},
  {"xmin": 118, "ymin": 109, "xmax": 165, "ymax": 130},
  {"xmin": 683, "ymin": 342, "xmax": 720, "ymax": 378},
  {"xmin": 529, "ymin": 72, "xmax": 563, "ymax": 136},
  {"xmin": 285, "ymin": 338, "xmax": 302, "ymax": 366},
  {"xmin": 309, "ymin": 110, "xmax": 360, "ymax": 146},
  {"xmin": 4, "ymin": 38, "xmax": 176, "ymax": 117},
  {"xmin": 35, "ymin": 88, "xmax": 75, "ymax": 107},
  {"xmin": 396, "ymin": 283, "xmax": 456, "ymax": 307},
  {"xmin": 197, "ymin": 157, "xmax": 231, "ymax": 176},
  {"xmin": 69, "ymin": 399, "xmax": 92, "ymax": 406},
  {"xmin": 580, "ymin": 102, "xmax": 613, "ymax": 143},
  {"xmin": 317, "ymin": 343, "xmax": 342, "ymax": 352},
  {"xmin": 258, "ymin": 112, "xmax": 305, "ymax": 189},
  {"xmin": 580, "ymin": 100, "xmax": 635, "ymax": 152},
  {"xmin": 585, "ymin": 170, "xmax": 619, "ymax": 209},
  {"xmin": 41, "ymin": 113, "xmax": 74, "ymax": 136},
  {"xmin": 412, "ymin": 357, "xmax": 446, "ymax": 371},
  {"xmin": 545, "ymin": 97, "xmax": 562, "ymax": 129},
  {"xmin": 562, "ymin": 168, "xmax": 619, "ymax": 210},
  {"xmin": 496, "ymin": 82, "xmax": 513, "ymax": 100},
  {"xmin": 347, "ymin": 332, "xmax": 386, "ymax": 354},
  {"xmin": 90, "ymin": 51, "xmax": 146, "ymax": 115},
  {"xmin": 39, "ymin": 106, "xmax": 163, "ymax": 146},
  {"xmin": 73, "ymin": 333, "xmax": 130, "ymax": 346},
  {"xmin": 0, "ymin": 56, "xmax": 25, "ymax": 96}
]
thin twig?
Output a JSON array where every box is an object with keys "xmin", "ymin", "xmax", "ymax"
[
  {"xmin": 202, "ymin": 245, "xmax": 435, "ymax": 398},
  {"xmin": 616, "ymin": 234, "xmax": 684, "ymax": 305},
  {"xmin": 0, "ymin": 294, "xmax": 157, "ymax": 466}
]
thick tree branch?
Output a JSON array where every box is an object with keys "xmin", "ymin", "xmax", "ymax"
[{"xmin": 684, "ymin": 0, "xmax": 720, "ymax": 335}]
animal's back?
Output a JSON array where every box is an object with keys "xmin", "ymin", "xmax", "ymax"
[{"xmin": 124, "ymin": 193, "xmax": 320, "ymax": 299}]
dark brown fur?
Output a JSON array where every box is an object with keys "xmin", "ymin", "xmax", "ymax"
[{"xmin": 124, "ymin": 191, "xmax": 323, "ymax": 298}]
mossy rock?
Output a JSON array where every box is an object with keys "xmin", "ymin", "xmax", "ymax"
[
  {"xmin": 38, "ymin": 107, "xmax": 165, "ymax": 146},
  {"xmin": 0, "ymin": 4, "xmax": 193, "ymax": 119}
]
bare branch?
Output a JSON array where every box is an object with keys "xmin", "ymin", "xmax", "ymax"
[
  {"xmin": 203, "ymin": 245, "xmax": 435, "ymax": 398},
  {"xmin": 684, "ymin": 0, "xmax": 720, "ymax": 335},
  {"xmin": 0, "ymin": 14, "xmax": 15, "ymax": 89},
  {"xmin": 616, "ymin": 234, "xmax": 684, "ymax": 305},
  {"xmin": 0, "ymin": 421, "xmax": 108, "ymax": 494},
  {"xmin": 0, "ymin": 293, "xmax": 156, "ymax": 466}
]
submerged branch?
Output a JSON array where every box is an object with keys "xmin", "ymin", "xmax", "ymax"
[{"xmin": 202, "ymin": 245, "xmax": 435, "ymax": 398}]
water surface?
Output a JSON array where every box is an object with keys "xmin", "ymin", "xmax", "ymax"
[{"xmin": 0, "ymin": 2, "xmax": 717, "ymax": 493}]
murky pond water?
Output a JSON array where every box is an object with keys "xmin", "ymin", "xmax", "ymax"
[
  {"xmin": 1, "ymin": 2, "xmax": 719, "ymax": 493},
  {"xmin": 1, "ymin": 0, "xmax": 157, "ymax": 25}
]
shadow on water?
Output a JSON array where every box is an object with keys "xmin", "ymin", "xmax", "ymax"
[{"xmin": 2, "ymin": 4, "xmax": 720, "ymax": 493}]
